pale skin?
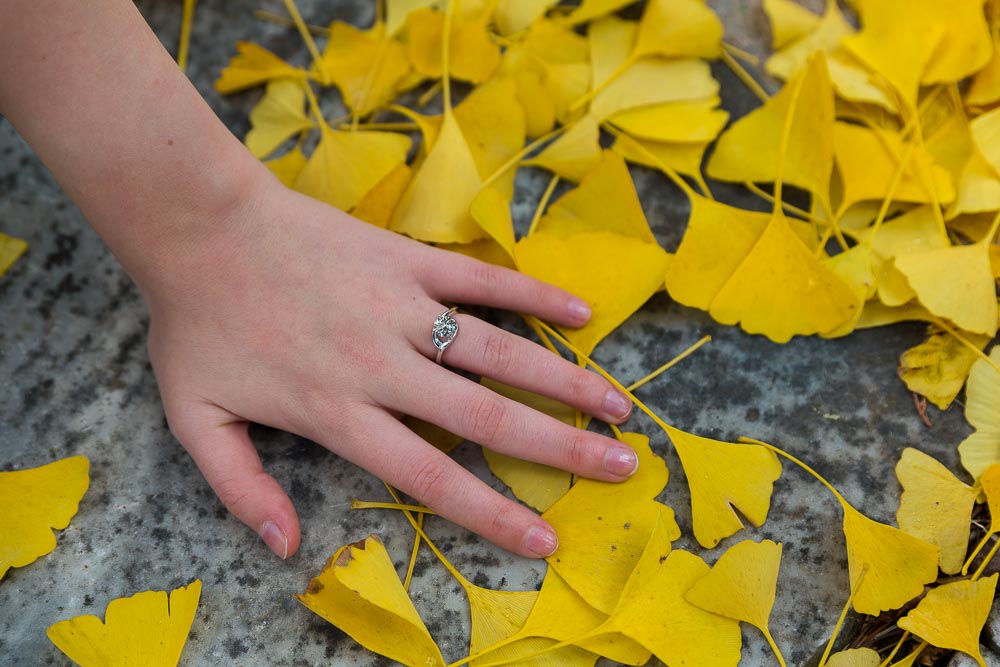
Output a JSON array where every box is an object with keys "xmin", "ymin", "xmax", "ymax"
[{"xmin": 0, "ymin": 0, "xmax": 636, "ymax": 559}]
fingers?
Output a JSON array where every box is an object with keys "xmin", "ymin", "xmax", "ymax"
[
  {"xmin": 413, "ymin": 305, "xmax": 632, "ymax": 424},
  {"xmin": 170, "ymin": 406, "xmax": 301, "ymax": 560},
  {"xmin": 385, "ymin": 357, "xmax": 639, "ymax": 482},
  {"xmin": 336, "ymin": 408, "xmax": 560, "ymax": 558},
  {"xmin": 417, "ymin": 251, "xmax": 592, "ymax": 328}
]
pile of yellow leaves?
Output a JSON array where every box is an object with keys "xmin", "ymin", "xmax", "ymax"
[{"xmin": 208, "ymin": 0, "xmax": 1000, "ymax": 664}]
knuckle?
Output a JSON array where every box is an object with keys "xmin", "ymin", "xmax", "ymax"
[
  {"xmin": 483, "ymin": 497, "xmax": 515, "ymax": 539},
  {"xmin": 566, "ymin": 367, "xmax": 603, "ymax": 405},
  {"xmin": 406, "ymin": 459, "xmax": 452, "ymax": 508},
  {"xmin": 214, "ymin": 476, "xmax": 255, "ymax": 518},
  {"xmin": 564, "ymin": 431, "xmax": 596, "ymax": 470},
  {"xmin": 481, "ymin": 333, "xmax": 517, "ymax": 378},
  {"xmin": 470, "ymin": 261, "xmax": 501, "ymax": 296},
  {"xmin": 461, "ymin": 395, "xmax": 508, "ymax": 443}
]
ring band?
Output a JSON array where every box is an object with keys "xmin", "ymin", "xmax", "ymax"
[{"xmin": 432, "ymin": 307, "xmax": 459, "ymax": 364}]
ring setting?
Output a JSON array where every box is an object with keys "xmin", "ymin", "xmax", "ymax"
[{"xmin": 432, "ymin": 307, "xmax": 459, "ymax": 364}]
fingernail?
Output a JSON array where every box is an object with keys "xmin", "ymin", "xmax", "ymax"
[
  {"xmin": 604, "ymin": 446, "xmax": 639, "ymax": 477},
  {"xmin": 603, "ymin": 389, "xmax": 632, "ymax": 420},
  {"xmin": 259, "ymin": 520, "xmax": 289, "ymax": 560},
  {"xmin": 567, "ymin": 298, "xmax": 592, "ymax": 324},
  {"xmin": 524, "ymin": 525, "xmax": 559, "ymax": 557}
]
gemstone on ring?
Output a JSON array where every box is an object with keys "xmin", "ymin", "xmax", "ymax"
[{"xmin": 433, "ymin": 307, "xmax": 459, "ymax": 364}]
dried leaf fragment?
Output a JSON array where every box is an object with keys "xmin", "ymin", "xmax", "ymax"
[
  {"xmin": 296, "ymin": 535, "xmax": 445, "ymax": 666},
  {"xmin": 898, "ymin": 328, "xmax": 991, "ymax": 410},
  {"xmin": 47, "ymin": 580, "xmax": 201, "ymax": 667},
  {"xmin": 0, "ymin": 455, "xmax": 89, "ymax": 580},
  {"xmin": 0, "ymin": 231, "xmax": 28, "ymax": 279}
]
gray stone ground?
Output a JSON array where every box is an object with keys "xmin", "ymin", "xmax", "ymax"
[{"xmin": 0, "ymin": 0, "xmax": 995, "ymax": 665}]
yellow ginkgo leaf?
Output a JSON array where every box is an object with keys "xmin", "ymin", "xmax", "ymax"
[
  {"xmin": 969, "ymin": 106, "xmax": 1000, "ymax": 178},
  {"xmin": 245, "ymin": 79, "xmax": 315, "ymax": 159},
  {"xmin": 897, "ymin": 329, "xmax": 991, "ymax": 411},
  {"xmin": 523, "ymin": 113, "xmax": 601, "ymax": 182},
  {"xmin": 467, "ymin": 587, "xmax": 540, "ymax": 660},
  {"xmin": 826, "ymin": 648, "xmax": 881, "ymax": 667},
  {"xmin": 469, "ymin": 188, "xmax": 516, "ymax": 257},
  {"xmin": 406, "ymin": 7, "xmax": 501, "ymax": 84},
  {"xmin": 763, "ymin": 0, "xmax": 821, "ymax": 50},
  {"xmin": 958, "ymin": 347, "xmax": 1000, "ymax": 482},
  {"xmin": 294, "ymin": 124, "xmax": 411, "ymax": 213},
  {"xmin": 854, "ymin": 300, "xmax": 937, "ymax": 330},
  {"xmin": 47, "ymin": 580, "xmax": 201, "ymax": 667},
  {"xmin": 351, "ymin": 163, "xmax": 413, "ymax": 229},
  {"xmin": 707, "ymin": 53, "xmax": 834, "ymax": 207},
  {"xmin": 0, "ymin": 455, "xmax": 89, "ymax": 580},
  {"xmin": 513, "ymin": 68, "xmax": 557, "ymax": 138},
  {"xmin": 562, "ymin": 0, "xmax": 635, "ymax": 26},
  {"xmin": 592, "ymin": 58, "xmax": 718, "ymax": 121},
  {"xmin": 609, "ymin": 98, "xmax": 728, "ymax": 145},
  {"xmin": 312, "ymin": 22, "xmax": 411, "ymax": 116},
  {"xmin": 665, "ymin": 426, "xmax": 782, "ymax": 548},
  {"xmin": 536, "ymin": 151, "xmax": 655, "ymax": 243},
  {"xmin": 824, "ymin": 50, "xmax": 896, "ymax": 111},
  {"xmin": 834, "ymin": 123, "xmax": 956, "ymax": 212},
  {"xmin": 894, "ymin": 233, "xmax": 999, "ymax": 337},
  {"xmin": 480, "ymin": 377, "xmax": 574, "ymax": 512},
  {"xmin": 514, "ymin": 229, "xmax": 671, "ymax": 355},
  {"xmin": 386, "ymin": 0, "xmax": 437, "ymax": 37},
  {"xmin": 708, "ymin": 208, "xmax": 858, "ymax": 343},
  {"xmin": 453, "ymin": 77, "xmax": 526, "ymax": 199},
  {"xmin": 967, "ymin": 36, "xmax": 1000, "ymax": 107},
  {"xmin": 494, "ymin": 0, "xmax": 558, "ymax": 35},
  {"xmin": 438, "ymin": 239, "xmax": 518, "ymax": 269},
  {"xmin": 632, "ymin": 0, "xmax": 723, "ymax": 60},
  {"xmin": 867, "ymin": 206, "xmax": 949, "ymax": 307},
  {"xmin": 390, "ymin": 111, "xmax": 487, "ymax": 243},
  {"xmin": 513, "ymin": 570, "xmax": 650, "ymax": 666},
  {"xmin": 0, "ymin": 232, "xmax": 28, "ymax": 278},
  {"xmin": 214, "ymin": 41, "xmax": 305, "ymax": 95},
  {"xmin": 612, "ymin": 133, "xmax": 714, "ymax": 181},
  {"xmin": 265, "ymin": 146, "xmax": 308, "ymax": 188},
  {"xmin": 594, "ymin": 525, "xmax": 743, "ymax": 667},
  {"xmin": 541, "ymin": 433, "xmax": 677, "ymax": 614},
  {"xmin": 895, "ymin": 448, "xmax": 979, "ymax": 574},
  {"xmin": 685, "ymin": 539, "xmax": 785, "ymax": 665},
  {"xmin": 898, "ymin": 574, "xmax": 998, "ymax": 667},
  {"xmin": 819, "ymin": 243, "xmax": 877, "ymax": 339},
  {"xmin": 765, "ymin": 0, "xmax": 852, "ymax": 80},
  {"xmin": 842, "ymin": 504, "xmax": 940, "ymax": 615},
  {"xmin": 296, "ymin": 535, "xmax": 446, "ymax": 667}
]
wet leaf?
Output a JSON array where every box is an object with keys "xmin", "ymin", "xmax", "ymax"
[
  {"xmin": 47, "ymin": 580, "xmax": 201, "ymax": 667},
  {"xmin": 0, "ymin": 456, "xmax": 89, "ymax": 580}
]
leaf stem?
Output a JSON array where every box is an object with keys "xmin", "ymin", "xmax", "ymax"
[
  {"xmin": 876, "ymin": 630, "xmax": 909, "ymax": 667},
  {"xmin": 253, "ymin": 9, "xmax": 331, "ymax": 36},
  {"xmin": 350, "ymin": 499, "xmax": 438, "ymax": 513},
  {"xmin": 963, "ymin": 530, "xmax": 994, "ymax": 576},
  {"xmin": 481, "ymin": 126, "xmax": 567, "ymax": 189},
  {"xmin": 738, "ymin": 437, "xmax": 849, "ymax": 509},
  {"xmin": 972, "ymin": 535, "xmax": 1000, "ymax": 580},
  {"xmin": 442, "ymin": 0, "xmax": 454, "ymax": 112},
  {"xmin": 527, "ymin": 174, "xmax": 560, "ymax": 236},
  {"xmin": 721, "ymin": 47, "xmax": 769, "ymax": 103},
  {"xmin": 818, "ymin": 565, "xmax": 869, "ymax": 667},
  {"xmin": 404, "ymin": 512, "xmax": 424, "ymax": 591},
  {"xmin": 283, "ymin": 0, "xmax": 328, "ymax": 83},
  {"xmin": 177, "ymin": 0, "xmax": 197, "ymax": 72},
  {"xmin": 763, "ymin": 629, "xmax": 788, "ymax": 667},
  {"xmin": 627, "ymin": 335, "xmax": 711, "ymax": 392},
  {"xmin": 929, "ymin": 316, "xmax": 1000, "ymax": 377},
  {"xmin": 604, "ymin": 125, "xmax": 696, "ymax": 199},
  {"xmin": 569, "ymin": 55, "xmax": 637, "ymax": 115}
]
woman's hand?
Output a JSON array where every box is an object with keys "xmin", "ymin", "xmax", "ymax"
[{"xmin": 144, "ymin": 177, "xmax": 636, "ymax": 559}]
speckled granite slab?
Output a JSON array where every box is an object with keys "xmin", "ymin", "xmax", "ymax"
[{"xmin": 0, "ymin": 1, "xmax": 993, "ymax": 666}]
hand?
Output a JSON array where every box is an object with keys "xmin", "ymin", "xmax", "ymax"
[{"xmin": 143, "ymin": 176, "xmax": 637, "ymax": 559}]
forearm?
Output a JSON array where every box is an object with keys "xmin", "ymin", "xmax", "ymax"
[{"xmin": 0, "ymin": 0, "xmax": 269, "ymax": 291}]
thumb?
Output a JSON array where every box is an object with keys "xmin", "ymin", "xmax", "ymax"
[{"xmin": 171, "ymin": 408, "xmax": 301, "ymax": 559}]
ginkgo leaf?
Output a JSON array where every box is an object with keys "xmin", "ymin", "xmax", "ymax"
[
  {"xmin": 386, "ymin": 0, "xmax": 437, "ymax": 37},
  {"xmin": 894, "ymin": 234, "xmax": 999, "ymax": 337},
  {"xmin": 47, "ymin": 580, "xmax": 201, "ymax": 667},
  {"xmin": 265, "ymin": 146, "xmax": 308, "ymax": 188},
  {"xmin": 0, "ymin": 456, "xmax": 89, "ymax": 580},
  {"xmin": 685, "ymin": 539, "xmax": 785, "ymax": 665},
  {"xmin": 562, "ymin": 0, "xmax": 635, "ymax": 26},
  {"xmin": 514, "ymin": 229, "xmax": 671, "ymax": 355},
  {"xmin": 506, "ymin": 19, "xmax": 591, "ymax": 126},
  {"xmin": 826, "ymin": 648, "xmax": 881, "ymax": 667},
  {"xmin": 312, "ymin": 22, "xmax": 411, "ymax": 116},
  {"xmin": 819, "ymin": 243, "xmax": 877, "ymax": 339},
  {"xmin": 897, "ymin": 329, "xmax": 990, "ymax": 411},
  {"xmin": 513, "ymin": 69, "xmax": 558, "ymax": 138},
  {"xmin": 494, "ymin": 0, "xmax": 559, "ymax": 35},
  {"xmin": 708, "ymin": 208, "xmax": 858, "ymax": 343},
  {"xmin": 0, "ymin": 232, "xmax": 28, "ymax": 278},
  {"xmin": 867, "ymin": 206, "xmax": 949, "ymax": 307},
  {"xmin": 898, "ymin": 574, "xmax": 998, "ymax": 667},
  {"xmin": 469, "ymin": 188, "xmax": 516, "ymax": 258},
  {"xmin": 467, "ymin": 588, "xmax": 540, "ymax": 660},
  {"xmin": 542, "ymin": 433, "xmax": 678, "ymax": 614},
  {"xmin": 406, "ymin": 7, "xmax": 501, "ymax": 84},
  {"xmin": 215, "ymin": 41, "xmax": 305, "ymax": 94},
  {"xmin": 841, "ymin": 503, "xmax": 940, "ymax": 615},
  {"xmin": 535, "ymin": 151, "xmax": 655, "ymax": 243},
  {"xmin": 854, "ymin": 300, "xmax": 937, "ymax": 330},
  {"xmin": 967, "ymin": 37, "xmax": 1000, "ymax": 107},
  {"xmin": 438, "ymin": 239, "xmax": 518, "ymax": 269},
  {"xmin": 390, "ymin": 111, "xmax": 487, "ymax": 243},
  {"xmin": 632, "ymin": 0, "xmax": 723, "ymax": 60},
  {"xmin": 523, "ymin": 113, "xmax": 601, "ymax": 182},
  {"xmin": 294, "ymin": 124, "xmax": 411, "ymax": 212},
  {"xmin": 665, "ymin": 426, "xmax": 782, "ymax": 548},
  {"xmin": 958, "ymin": 347, "xmax": 1000, "ymax": 482},
  {"xmin": 480, "ymin": 377, "xmax": 574, "ymax": 511},
  {"xmin": 834, "ymin": 122, "xmax": 956, "ymax": 212},
  {"xmin": 351, "ymin": 163, "xmax": 413, "ymax": 229},
  {"xmin": 592, "ymin": 58, "xmax": 718, "ymax": 122},
  {"xmin": 245, "ymin": 79, "xmax": 314, "ymax": 159},
  {"xmin": 511, "ymin": 570, "xmax": 650, "ymax": 666},
  {"xmin": 612, "ymin": 133, "xmax": 714, "ymax": 181},
  {"xmin": 453, "ymin": 77, "xmax": 526, "ymax": 199},
  {"xmin": 609, "ymin": 98, "xmax": 729, "ymax": 145},
  {"xmin": 765, "ymin": 0, "xmax": 852, "ymax": 80},
  {"xmin": 825, "ymin": 50, "xmax": 895, "ymax": 111},
  {"xmin": 593, "ymin": 524, "xmax": 743, "ymax": 667},
  {"xmin": 707, "ymin": 53, "xmax": 834, "ymax": 207},
  {"xmin": 763, "ymin": 0, "xmax": 821, "ymax": 50},
  {"xmin": 895, "ymin": 448, "xmax": 979, "ymax": 574},
  {"xmin": 296, "ymin": 535, "xmax": 446, "ymax": 667}
]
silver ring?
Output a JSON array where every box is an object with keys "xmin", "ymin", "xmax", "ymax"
[{"xmin": 432, "ymin": 307, "xmax": 459, "ymax": 364}]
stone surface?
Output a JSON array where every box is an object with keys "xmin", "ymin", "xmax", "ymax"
[{"xmin": 0, "ymin": 1, "xmax": 993, "ymax": 666}]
